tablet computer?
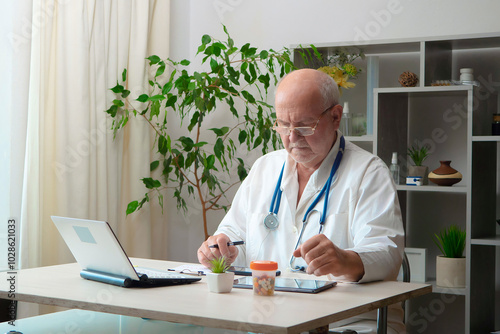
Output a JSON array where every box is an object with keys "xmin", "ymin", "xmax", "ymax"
[{"xmin": 233, "ymin": 276, "xmax": 337, "ymax": 293}]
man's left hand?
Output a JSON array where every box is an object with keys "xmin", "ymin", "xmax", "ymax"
[{"xmin": 292, "ymin": 234, "xmax": 365, "ymax": 282}]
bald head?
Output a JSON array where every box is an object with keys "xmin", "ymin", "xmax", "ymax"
[
  {"xmin": 276, "ymin": 69, "xmax": 340, "ymax": 110},
  {"xmin": 273, "ymin": 69, "xmax": 343, "ymax": 170}
]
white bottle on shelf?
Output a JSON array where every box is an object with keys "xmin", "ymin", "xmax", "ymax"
[
  {"xmin": 390, "ymin": 152, "xmax": 400, "ymax": 185},
  {"xmin": 341, "ymin": 102, "xmax": 351, "ymax": 136}
]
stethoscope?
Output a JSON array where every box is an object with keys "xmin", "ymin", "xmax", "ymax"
[{"xmin": 262, "ymin": 136, "xmax": 345, "ymax": 271}]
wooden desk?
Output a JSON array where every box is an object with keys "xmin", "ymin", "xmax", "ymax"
[{"xmin": 0, "ymin": 258, "xmax": 431, "ymax": 334}]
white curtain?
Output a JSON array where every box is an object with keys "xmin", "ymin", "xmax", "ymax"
[{"xmin": 14, "ymin": 0, "xmax": 170, "ymax": 316}]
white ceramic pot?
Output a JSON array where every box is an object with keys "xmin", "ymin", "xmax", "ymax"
[
  {"xmin": 436, "ymin": 256, "xmax": 465, "ymax": 288},
  {"xmin": 207, "ymin": 272, "xmax": 235, "ymax": 293}
]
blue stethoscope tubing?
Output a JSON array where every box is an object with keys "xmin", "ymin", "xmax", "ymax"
[{"xmin": 264, "ymin": 135, "xmax": 346, "ymax": 233}]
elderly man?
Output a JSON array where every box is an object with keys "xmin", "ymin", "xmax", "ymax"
[{"xmin": 198, "ymin": 68, "xmax": 405, "ymax": 333}]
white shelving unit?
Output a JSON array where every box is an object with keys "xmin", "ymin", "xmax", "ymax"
[{"xmin": 294, "ymin": 32, "xmax": 500, "ymax": 333}]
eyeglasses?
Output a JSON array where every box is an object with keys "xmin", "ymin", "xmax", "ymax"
[{"xmin": 272, "ymin": 104, "xmax": 336, "ymax": 137}]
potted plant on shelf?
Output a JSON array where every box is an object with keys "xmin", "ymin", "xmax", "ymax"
[
  {"xmin": 407, "ymin": 142, "xmax": 430, "ymax": 185},
  {"xmin": 433, "ymin": 224, "xmax": 466, "ymax": 288},
  {"xmin": 207, "ymin": 256, "xmax": 234, "ymax": 293}
]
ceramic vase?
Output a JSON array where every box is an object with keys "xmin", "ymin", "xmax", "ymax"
[
  {"xmin": 408, "ymin": 165, "xmax": 429, "ymax": 185},
  {"xmin": 436, "ymin": 256, "xmax": 466, "ymax": 288},
  {"xmin": 428, "ymin": 161, "xmax": 462, "ymax": 186},
  {"xmin": 207, "ymin": 272, "xmax": 235, "ymax": 293}
]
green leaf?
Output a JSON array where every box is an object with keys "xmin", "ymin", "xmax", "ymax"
[
  {"xmin": 166, "ymin": 95, "xmax": 178, "ymax": 108},
  {"xmin": 241, "ymin": 90, "xmax": 256, "ymax": 104},
  {"xmin": 238, "ymin": 130, "xmax": 247, "ymax": 144},
  {"xmin": 126, "ymin": 201, "xmax": 139, "ymax": 215},
  {"xmin": 113, "ymin": 99, "xmax": 124, "ymax": 107},
  {"xmin": 121, "ymin": 90, "xmax": 130, "ymax": 98},
  {"xmin": 310, "ymin": 44, "xmax": 323, "ymax": 62},
  {"xmin": 206, "ymin": 155, "xmax": 215, "ymax": 169},
  {"xmin": 121, "ymin": 69, "xmax": 127, "ymax": 82},
  {"xmin": 158, "ymin": 135, "xmax": 169, "ymax": 155},
  {"xmin": 259, "ymin": 50, "xmax": 269, "ymax": 59},
  {"xmin": 147, "ymin": 55, "xmax": 161, "ymax": 65},
  {"xmin": 253, "ymin": 136, "xmax": 263, "ymax": 149},
  {"xmin": 180, "ymin": 59, "xmax": 190, "ymax": 66},
  {"xmin": 105, "ymin": 105, "xmax": 118, "ymax": 117},
  {"xmin": 201, "ymin": 34, "xmax": 211, "ymax": 45},
  {"xmin": 150, "ymin": 101, "xmax": 160, "ymax": 119},
  {"xmin": 142, "ymin": 177, "xmax": 161, "ymax": 189},
  {"xmin": 188, "ymin": 112, "xmax": 200, "ymax": 132},
  {"xmin": 179, "ymin": 136, "xmax": 194, "ymax": 151},
  {"xmin": 214, "ymin": 138, "xmax": 224, "ymax": 159},
  {"xmin": 137, "ymin": 94, "xmax": 149, "ymax": 103},
  {"xmin": 209, "ymin": 127, "xmax": 229, "ymax": 137},
  {"xmin": 156, "ymin": 64, "xmax": 165, "ymax": 77},
  {"xmin": 162, "ymin": 82, "xmax": 173, "ymax": 95},
  {"xmin": 149, "ymin": 94, "xmax": 166, "ymax": 101},
  {"xmin": 210, "ymin": 58, "xmax": 219, "ymax": 72},
  {"xmin": 237, "ymin": 158, "xmax": 247, "ymax": 181},
  {"xmin": 150, "ymin": 160, "xmax": 160, "ymax": 171},
  {"xmin": 111, "ymin": 83, "xmax": 124, "ymax": 94},
  {"xmin": 194, "ymin": 141, "xmax": 208, "ymax": 148}
]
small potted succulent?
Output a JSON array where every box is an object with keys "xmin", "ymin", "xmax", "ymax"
[
  {"xmin": 433, "ymin": 225, "xmax": 466, "ymax": 288},
  {"xmin": 407, "ymin": 142, "xmax": 430, "ymax": 185},
  {"xmin": 206, "ymin": 256, "xmax": 234, "ymax": 293}
]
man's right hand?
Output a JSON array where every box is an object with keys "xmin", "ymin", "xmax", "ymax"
[{"xmin": 197, "ymin": 233, "xmax": 239, "ymax": 268}]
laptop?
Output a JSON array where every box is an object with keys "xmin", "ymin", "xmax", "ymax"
[{"xmin": 51, "ymin": 216, "xmax": 201, "ymax": 288}]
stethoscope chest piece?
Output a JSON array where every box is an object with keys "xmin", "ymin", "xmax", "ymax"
[{"xmin": 263, "ymin": 213, "xmax": 279, "ymax": 230}]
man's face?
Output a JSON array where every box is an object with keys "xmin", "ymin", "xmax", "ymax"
[{"xmin": 275, "ymin": 79, "xmax": 342, "ymax": 170}]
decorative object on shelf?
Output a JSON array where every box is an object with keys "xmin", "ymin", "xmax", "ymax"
[
  {"xmin": 433, "ymin": 225, "xmax": 466, "ymax": 288},
  {"xmin": 406, "ymin": 176, "xmax": 422, "ymax": 186},
  {"xmin": 428, "ymin": 160, "xmax": 462, "ymax": 186},
  {"xmin": 340, "ymin": 102, "xmax": 351, "ymax": 136},
  {"xmin": 398, "ymin": 71, "xmax": 419, "ymax": 87},
  {"xmin": 351, "ymin": 113, "xmax": 367, "ymax": 136},
  {"xmin": 106, "ymin": 26, "xmax": 299, "ymax": 240},
  {"xmin": 309, "ymin": 46, "xmax": 364, "ymax": 93},
  {"xmin": 492, "ymin": 114, "xmax": 500, "ymax": 135},
  {"xmin": 407, "ymin": 142, "xmax": 429, "ymax": 185},
  {"xmin": 397, "ymin": 248, "xmax": 427, "ymax": 283},
  {"xmin": 450, "ymin": 68, "xmax": 480, "ymax": 87},
  {"xmin": 207, "ymin": 256, "xmax": 234, "ymax": 293},
  {"xmin": 459, "ymin": 68, "xmax": 474, "ymax": 81},
  {"xmin": 431, "ymin": 80, "xmax": 452, "ymax": 86},
  {"xmin": 390, "ymin": 152, "xmax": 400, "ymax": 185}
]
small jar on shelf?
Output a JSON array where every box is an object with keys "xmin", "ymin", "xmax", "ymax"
[{"xmin": 492, "ymin": 114, "xmax": 500, "ymax": 136}]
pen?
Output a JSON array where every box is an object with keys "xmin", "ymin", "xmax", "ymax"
[{"xmin": 209, "ymin": 241, "xmax": 245, "ymax": 248}]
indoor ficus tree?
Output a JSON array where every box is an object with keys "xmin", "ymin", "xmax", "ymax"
[{"xmin": 105, "ymin": 26, "xmax": 303, "ymax": 239}]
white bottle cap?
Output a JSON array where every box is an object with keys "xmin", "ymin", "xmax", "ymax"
[
  {"xmin": 391, "ymin": 152, "xmax": 398, "ymax": 164},
  {"xmin": 343, "ymin": 102, "xmax": 349, "ymax": 114}
]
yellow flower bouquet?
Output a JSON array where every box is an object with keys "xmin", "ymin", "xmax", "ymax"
[{"xmin": 316, "ymin": 48, "xmax": 364, "ymax": 93}]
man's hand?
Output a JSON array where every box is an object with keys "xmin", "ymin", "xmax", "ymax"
[
  {"xmin": 197, "ymin": 233, "xmax": 239, "ymax": 268},
  {"xmin": 292, "ymin": 234, "xmax": 364, "ymax": 282}
]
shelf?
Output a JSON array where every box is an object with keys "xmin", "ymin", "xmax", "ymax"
[
  {"xmin": 345, "ymin": 135, "xmax": 373, "ymax": 142},
  {"xmin": 428, "ymin": 280, "xmax": 466, "ymax": 295},
  {"xmin": 375, "ymin": 85, "xmax": 473, "ymax": 94},
  {"xmin": 471, "ymin": 236, "xmax": 500, "ymax": 246},
  {"xmin": 395, "ymin": 184, "xmax": 468, "ymax": 193},
  {"xmin": 472, "ymin": 136, "xmax": 500, "ymax": 142}
]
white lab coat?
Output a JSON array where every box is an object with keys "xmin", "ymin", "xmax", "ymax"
[{"xmin": 215, "ymin": 131, "xmax": 405, "ymax": 332}]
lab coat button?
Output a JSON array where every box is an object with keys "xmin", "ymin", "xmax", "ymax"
[{"xmin": 292, "ymin": 226, "xmax": 298, "ymax": 234}]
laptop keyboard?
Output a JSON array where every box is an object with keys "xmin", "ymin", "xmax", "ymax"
[{"xmin": 135, "ymin": 267, "xmax": 192, "ymax": 279}]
